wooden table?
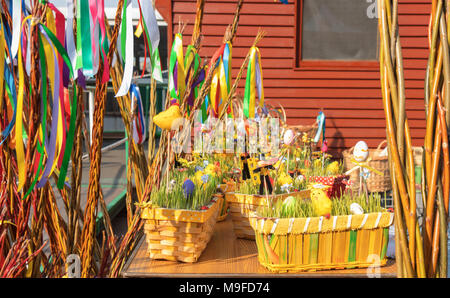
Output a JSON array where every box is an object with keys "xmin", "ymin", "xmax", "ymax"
[{"xmin": 121, "ymin": 217, "xmax": 397, "ymax": 278}]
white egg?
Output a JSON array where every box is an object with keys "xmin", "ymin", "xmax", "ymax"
[
  {"xmin": 353, "ymin": 141, "xmax": 369, "ymax": 162},
  {"xmin": 283, "ymin": 129, "xmax": 295, "ymax": 145},
  {"xmin": 350, "ymin": 203, "xmax": 364, "ymax": 215}
]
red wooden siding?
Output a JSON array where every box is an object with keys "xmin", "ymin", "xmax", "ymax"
[{"xmin": 156, "ymin": 0, "xmax": 429, "ymax": 156}]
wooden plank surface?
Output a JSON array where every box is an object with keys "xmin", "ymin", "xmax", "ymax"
[{"xmin": 121, "ymin": 217, "xmax": 397, "ymax": 278}]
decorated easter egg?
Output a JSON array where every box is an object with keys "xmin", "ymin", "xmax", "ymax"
[
  {"xmin": 350, "ymin": 203, "xmax": 364, "ymax": 215},
  {"xmin": 282, "ymin": 196, "xmax": 299, "ymax": 217},
  {"xmin": 283, "ymin": 129, "xmax": 295, "ymax": 146},
  {"xmin": 282, "ymin": 196, "xmax": 296, "ymax": 208},
  {"xmin": 353, "ymin": 141, "xmax": 369, "ymax": 162},
  {"xmin": 182, "ymin": 179, "xmax": 195, "ymax": 198}
]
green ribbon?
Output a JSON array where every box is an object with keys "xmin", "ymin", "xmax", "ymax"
[
  {"xmin": 120, "ymin": 0, "xmax": 128, "ymax": 64},
  {"xmin": 243, "ymin": 58, "xmax": 253, "ymax": 118},
  {"xmin": 24, "ymin": 34, "xmax": 47, "ymax": 199},
  {"xmin": 77, "ymin": 0, "xmax": 93, "ymax": 75},
  {"xmin": 40, "ymin": 24, "xmax": 78, "ymax": 189}
]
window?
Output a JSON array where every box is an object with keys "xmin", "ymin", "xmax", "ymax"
[{"xmin": 296, "ymin": 0, "xmax": 379, "ymax": 69}]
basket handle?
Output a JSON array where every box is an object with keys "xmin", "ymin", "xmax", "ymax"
[
  {"xmin": 377, "ymin": 140, "xmax": 388, "ymax": 150},
  {"xmin": 347, "ymin": 146, "xmax": 355, "ymax": 154}
]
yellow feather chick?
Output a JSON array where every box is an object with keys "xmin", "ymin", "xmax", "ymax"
[
  {"xmin": 310, "ymin": 187, "xmax": 332, "ymax": 219},
  {"xmin": 153, "ymin": 104, "xmax": 184, "ymax": 130},
  {"xmin": 326, "ymin": 161, "xmax": 340, "ymax": 175},
  {"xmin": 277, "ymin": 172, "xmax": 293, "ymax": 186}
]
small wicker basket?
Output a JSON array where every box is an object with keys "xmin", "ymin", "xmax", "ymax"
[
  {"xmin": 139, "ymin": 197, "xmax": 222, "ymax": 263},
  {"xmin": 249, "ymin": 211, "xmax": 394, "ymax": 273},
  {"xmin": 343, "ymin": 140, "xmax": 391, "ymax": 193},
  {"xmin": 225, "ymin": 190, "xmax": 311, "ymax": 240}
]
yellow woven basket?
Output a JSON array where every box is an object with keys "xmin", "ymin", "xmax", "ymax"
[
  {"xmin": 216, "ymin": 183, "xmax": 236, "ymax": 222},
  {"xmin": 225, "ymin": 190, "xmax": 311, "ymax": 240},
  {"xmin": 139, "ymin": 196, "xmax": 222, "ymax": 263},
  {"xmin": 249, "ymin": 211, "xmax": 394, "ymax": 272}
]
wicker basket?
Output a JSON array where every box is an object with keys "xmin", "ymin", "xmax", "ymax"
[
  {"xmin": 249, "ymin": 211, "xmax": 394, "ymax": 273},
  {"xmin": 139, "ymin": 197, "xmax": 222, "ymax": 263},
  {"xmin": 225, "ymin": 190, "xmax": 311, "ymax": 240},
  {"xmin": 343, "ymin": 140, "xmax": 391, "ymax": 193},
  {"xmin": 216, "ymin": 183, "xmax": 236, "ymax": 222}
]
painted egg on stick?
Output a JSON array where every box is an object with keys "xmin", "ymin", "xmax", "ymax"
[
  {"xmin": 283, "ymin": 129, "xmax": 295, "ymax": 146},
  {"xmin": 353, "ymin": 141, "xmax": 369, "ymax": 162}
]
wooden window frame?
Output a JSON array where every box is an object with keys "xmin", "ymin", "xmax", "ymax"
[{"xmin": 294, "ymin": 0, "xmax": 379, "ymax": 71}]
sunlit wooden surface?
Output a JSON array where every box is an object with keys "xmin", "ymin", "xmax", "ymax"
[{"xmin": 122, "ymin": 217, "xmax": 397, "ymax": 278}]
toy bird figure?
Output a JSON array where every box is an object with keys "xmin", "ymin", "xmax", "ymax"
[
  {"xmin": 310, "ymin": 186, "xmax": 332, "ymax": 219},
  {"xmin": 153, "ymin": 103, "xmax": 184, "ymax": 130}
]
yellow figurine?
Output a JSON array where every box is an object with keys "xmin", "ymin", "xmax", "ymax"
[
  {"xmin": 310, "ymin": 186, "xmax": 332, "ymax": 219},
  {"xmin": 277, "ymin": 172, "xmax": 293, "ymax": 186},
  {"xmin": 153, "ymin": 104, "xmax": 184, "ymax": 130}
]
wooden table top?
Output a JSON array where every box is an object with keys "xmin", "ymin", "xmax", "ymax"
[{"xmin": 121, "ymin": 217, "xmax": 397, "ymax": 278}]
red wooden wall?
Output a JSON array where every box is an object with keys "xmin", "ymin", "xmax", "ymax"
[{"xmin": 156, "ymin": 0, "xmax": 429, "ymax": 156}]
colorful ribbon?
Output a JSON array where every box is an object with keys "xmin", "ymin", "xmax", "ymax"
[
  {"xmin": 168, "ymin": 33, "xmax": 185, "ymax": 103},
  {"xmin": 209, "ymin": 42, "xmax": 233, "ymax": 118},
  {"xmin": 313, "ymin": 111, "xmax": 326, "ymax": 143},
  {"xmin": 116, "ymin": 0, "xmax": 134, "ymax": 97},
  {"xmin": 130, "ymin": 84, "xmax": 146, "ymax": 144},
  {"xmin": 137, "ymin": 0, "xmax": 162, "ymax": 82},
  {"xmin": 243, "ymin": 46, "xmax": 264, "ymax": 119}
]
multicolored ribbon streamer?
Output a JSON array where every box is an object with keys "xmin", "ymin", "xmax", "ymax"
[
  {"xmin": 116, "ymin": 0, "xmax": 134, "ymax": 97},
  {"xmin": 136, "ymin": 0, "xmax": 163, "ymax": 82},
  {"xmin": 313, "ymin": 111, "xmax": 326, "ymax": 143},
  {"xmin": 130, "ymin": 84, "xmax": 146, "ymax": 144},
  {"xmin": 243, "ymin": 46, "xmax": 264, "ymax": 119},
  {"xmin": 168, "ymin": 33, "xmax": 186, "ymax": 103},
  {"xmin": 209, "ymin": 42, "xmax": 233, "ymax": 118}
]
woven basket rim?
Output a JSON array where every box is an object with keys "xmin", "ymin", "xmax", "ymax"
[
  {"xmin": 138, "ymin": 197, "xmax": 218, "ymax": 213},
  {"xmin": 249, "ymin": 210, "xmax": 394, "ymax": 234},
  {"xmin": 251, "ymin": 209, "xmax": 392, "ymax": 221}
]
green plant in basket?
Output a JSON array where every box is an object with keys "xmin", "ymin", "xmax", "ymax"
[
  {"xmin": 150, "ymin": 171, "xmax": 221, "ymax": 211},
  {"xmin": 237, "ymin": 179, "xmax": 260, "ymax": 195},
  {"xmin": 256, "ymin": 190, "xmax": 384, "ymax": 219}
]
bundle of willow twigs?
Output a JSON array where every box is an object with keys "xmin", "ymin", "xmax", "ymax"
[
  {"xmin": 378, "ymin": 0, "xmax": 449, "ymax": 278},
  {"xmin": 422, "ymin": 0, "xmax": 450, "ymax": 278}
]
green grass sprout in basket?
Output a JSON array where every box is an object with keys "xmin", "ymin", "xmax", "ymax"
[{"xmin": 256, "ymin": 190, "xmax": 384, "ymax": 219}]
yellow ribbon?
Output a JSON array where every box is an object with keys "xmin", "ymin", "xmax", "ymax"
[
  {"xmin": 45, "ymin": 8, "xmax": 65, "ymax": 176},
  {"xmin": 16, "ymin": 16, "xmax": 33, "ymax": 191},
  {"xmin": 244, "ymin": 46, "xmax": 264, "ymax": 119},
  {"xmin": 350, "ymin": 157, "xmax": 384, "ymax": 177}
]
